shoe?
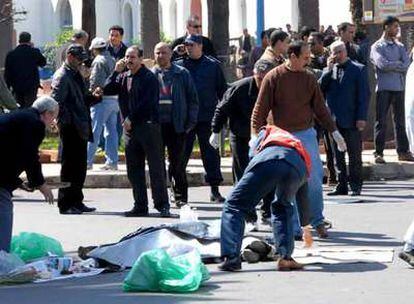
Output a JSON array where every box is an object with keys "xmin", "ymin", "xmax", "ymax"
[
  {"xmin": 218, "ymin": 256, "xmax": 242, "ymax": 271},
  {"xmin": 247, "ymin": 240, "xmax": 272, "ymax": 259},
  {"xmin": 157, "ymin": 207, "xmax": 171, "ymax": 218},
  {"xmin": 124, "ymin": 208, "xmax": 149, "ymax": 217},
  {"xmin": 175, "ymin": 200, "xmax": 188, "ymax": 208},
  {"xmin": 78, "ymin": 203, "xmax": 96, "ymax": 212},
  {"xmin": 60, "ymin": 207, "xmax": 83, "ymax": 215},
  {"xmin": 323, "ymin": 219, "xmax": 333, "ymax": 229},
  {"xmin": 374, "ymin": 154, "xmax": 386, "ymax": 164},
  {"xmin": 327, "ymin": 177, "xmax": 338, "ymax": 186},
  {"xmin": 327, "ymin": 187, "xmax": 348, "ymax": 196},
  {"xmin": 242, "ymin": 249, "xmax": 260, "ymax": 263},
  {"xmin": 350, "ymin": 189, "xmax": 361, "ymax": 196},
  {"xmin": 100, "ymin": 164, "xmax": 118, "ymax": 171},
  {"xmin": 315, "ymin": 224, "xmax": 328, "ymax": 238},
  {"xmin": 398, "ymin": 152, "xmax": 414, "ymax": 162},
  {"xmin": 210, "ymin": 191, "xmax": 225, "ymax": 203},
  {"xmin": 398, "ymin": 250, "xmax": 414, "ymax": 266},
  {"xmin": 277, "ymin": 257, "xmax": 304, "ymax": 271}
]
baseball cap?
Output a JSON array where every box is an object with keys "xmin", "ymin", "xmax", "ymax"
[
  {"xmin": 66, "ymin": 43, "xmax": 88, "ymax": 61},
  {"xmin": 89, "ymin": 37, "xmax": 107, "ymax": 50},
  {"xmin": 184, "ymin": 34, "xmax": 203, "ymax": 45}
]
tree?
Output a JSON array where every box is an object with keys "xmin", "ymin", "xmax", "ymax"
[
  {"xmin": 140, "ymin": 0, "xmax": 160, "ymax": 58},
  {"xmin": 350, "ymin": 0, "xmax": 363, "ymax": 29},
  {"xmin": 293, "ymin": 0, "xmax": 319, "ymax": 31},
  {"xmin": 207, "ymin": 0, "xmax": 229, "ymax": 61},
  {"xmin": 82, "ymin": 0, "xmax": 96, "ymax": 45}
]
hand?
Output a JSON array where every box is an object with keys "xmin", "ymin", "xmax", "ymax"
[
  {"xmin": 115, "ymin": 58, "xmax": 126, "ymax": 72},
  {"xmin": 92, "ymin": 87, "xmax": 103, "ymax": 98},
  {"xmin": 332, "ymin": 130, "xmax": 347, "ymax": 152},
  {"xmin": 356, "ymin": 120, "xmax": 366, "ymax": 131},
  {"xmin": 173, "ymin": 44, "xmax": 186, "ymax": 55},
  {"xmin": 209, "ymin": 133, "xmax": 220, "ymax": 149},
  {"xmin": 38, "ymin": 183, "xmax": 54, "ymax": 205},
  {"xmin": 122, "ymin": 117, "xmax": 132, "ymax": 133},
  {"xmin": 327, "ymin": 55, "xmax": 336, "ymax": 70}
]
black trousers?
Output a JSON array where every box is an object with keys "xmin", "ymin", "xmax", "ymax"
[
  {"xmin": 58, "ymin": 125, "xmax": 87, "ymax": 212},
  {"xmin": 124, "ymin": 122, "xmax": 169, "ymax": 211},
  {"xmin": 315, "ymin": 123, "xmax": 336, "ymax": 182},
  {"xmin": 161, "ymin": 123, "xmax": 188, "ymax": 202},
  {"xmin": 333, "ymin": 127, "xmax": 363, "ymax": 191},
  {"xmin": 14, "ymin": 88, "xmax": 38, "ymax": 108},
  {"xmin": 229, "ymin": 133, "xmax": 249, "ymax": 183},
  {"xmin": 183, "ymin": 121, "xmax": 223, "ymax": 186},
  {"xmin": 374, "ymin": 90, "xmax": 410, "ymax": 155}
]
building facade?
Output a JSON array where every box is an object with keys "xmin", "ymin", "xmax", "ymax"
[{"xmin": 13, "ymin": 0, "xmax": 352, "ymax": 47}]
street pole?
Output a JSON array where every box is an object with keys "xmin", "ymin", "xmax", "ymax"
[{"xmin": 256, "ymin": 0, "xmax": 264, "ymax": 45}]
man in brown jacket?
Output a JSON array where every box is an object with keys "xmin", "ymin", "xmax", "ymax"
[
  {"xmin": 259, "ymin": 30, "xmax": 289, "ymax": 67},
  {"xmin": 251, "ymin": 40, "xmax": 346, "ymax": 238}
]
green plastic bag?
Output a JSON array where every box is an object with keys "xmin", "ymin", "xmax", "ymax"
[
  {"xmin": 123, "ymin": 246, "xmax": 210, "ymax": 293},
  {"xmin": 11, "ymin": 232, "xmax": 64, "ymax": 262}
]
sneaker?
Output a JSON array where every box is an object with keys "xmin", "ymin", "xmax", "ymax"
[
  {"xmin": 315, "ymin": 224, "xmax": 328, "ymax": 238},
  {"xmin": 374, "ymin": 155, "xmax": 386, "ymax": 164},
  {"xmin": 124, "ymin": 207, "xmax": 149, "ymax": 217},
  {"xmin": 242, "ymin": 249, "xmax": 260, "ymax": 263},
  {"xmin": 277, "ymin": 257, "xmax": 304, "ymax": 271},
  {"xmin": 399, "ymin": 250, "xmax": 414, "ymax": 266},
  {"xmin": 398, "ymin": 152, "xmax": 414, "ymax": 162},
  {"xmin": 100, "ymin": 164, "xmax": 118, "ymax": 171},
  {"xmin": 327, "ymin": 186, "xmax": 348, "ymax": 196},
  {"xmin": 218, "ymin": 256, "xmax": 242, "ymax": 271},
  {"xmin": 60, "ymin": 207, "xmax": 83, "ymax": 215}
]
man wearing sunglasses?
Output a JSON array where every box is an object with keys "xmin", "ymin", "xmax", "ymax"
[{"xmin": 171, "ymin": 15, "xmax": 216, "ymax": 61}]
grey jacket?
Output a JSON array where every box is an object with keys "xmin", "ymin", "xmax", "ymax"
[
  {"xmin": 89, "ymin": 51, "xmax": 115, "ymax": 91},
  {"xmin": 152, "ymin": 63, "xmax": 199, "ymax": 133},
  {"xmin": 51, "ymin": 64, "xmax": 91, "ymax": 140}
]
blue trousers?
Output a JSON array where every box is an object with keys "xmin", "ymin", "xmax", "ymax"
[{"xmin": 221, "ymin": 159, "xmax": 304, "ymax": 259}]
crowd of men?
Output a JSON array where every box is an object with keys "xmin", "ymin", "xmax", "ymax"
[{"xmin": 1, "ymin": 15, "xmax": 414, "ymax": 269}]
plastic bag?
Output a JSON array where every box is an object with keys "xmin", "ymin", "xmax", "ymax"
[
  {"xmin": 123, "ymin": 245, "xmax": 210, "ymax": 293},
  {"xmin": 0, "ymin": 251, "xmax": 25, "ymax": 275},
  {"xmin": 11, "ymin": 232, "xmax": 64, "ymax": 262}
]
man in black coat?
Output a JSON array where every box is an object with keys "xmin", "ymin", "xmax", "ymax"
[
  {"xmin": 0, "ymin": 96, "xmax": 57, "ymax": 252},
  {"xmin": 51, "ymin": 44, "xmax": 95, "ymax": 215},
  {"xmin": 4, "ymin": 32, "xmax": 46, "ymax": 108}
]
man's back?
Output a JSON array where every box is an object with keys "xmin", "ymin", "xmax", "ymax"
[{"xmin": 4, "ymin": 44, "xmax": 46, "ymax": 93}]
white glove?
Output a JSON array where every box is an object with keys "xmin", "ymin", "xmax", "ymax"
[
  {"xmin": 209, "ymin": 132, "xmax": 220, "ymax": 149},
  {"xmin": 332, "ymin": 130, "xmax": 347, "ymax": 152},
  {"xmin": 248, "ymin": 134, "xmax": 258, "ymax": 148}
]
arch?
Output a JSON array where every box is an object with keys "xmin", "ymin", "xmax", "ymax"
[
  {"xmin": 122, "ymin": 2, "xmax": 134, "ymax": 43},
  {"xmin": 57, "ymin": 0, "xmax": 73, "ymax": 29}
]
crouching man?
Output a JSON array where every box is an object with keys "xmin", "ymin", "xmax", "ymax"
[
  {"xmin": 0, "ymin": 96, "xmax": 57, "ymax": 252},
  {"xmin": 219, "ymin": 125, "xmax": 311, "ymax": 271}
]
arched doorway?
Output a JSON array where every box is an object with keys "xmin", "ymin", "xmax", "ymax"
[
  {"xmin": 123, "ymin": 3, "xmax": 133, "ymax": 44},
  {"xmin": 58, "ymin": 0, "xmax": 73, "ymax": 29}
]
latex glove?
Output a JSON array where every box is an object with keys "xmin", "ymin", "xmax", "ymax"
[
  {"xmin": 248, "ymin": 134, "xmax": 258, "ymax": 148},
  {"xmin": 209, "ymin": 132, "xmax": 220, "ymax": 149},
  {"xmin": 332, "ymin": 130, "xmax": 347, "ymax": 152}
]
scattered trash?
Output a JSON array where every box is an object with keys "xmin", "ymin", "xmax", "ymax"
[
  {"xmin": 179, "ymin": 204, "xmax": 198, "ymax": 222},
  {"xmin": 0, "ymin": 251, "xmax": 25, "ymax": 276},
  {"xmin": 11, "ymin": 232, "xmax": 64, "ymax": 262},
  {"xmin": 123, "ymin": 245, "xmax": 210, "ymax": 293}
]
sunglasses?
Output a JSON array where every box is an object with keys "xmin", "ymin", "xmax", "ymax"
[{"xmin": 191, "ymin": 25, "xmax": 202, "ymax": 29}]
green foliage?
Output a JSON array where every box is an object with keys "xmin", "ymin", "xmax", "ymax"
[
  {"xmin": 160, "ymin": 31, "xmax": 172, "ymax": 44},
  {"xmin": 42, "ymin": 29, "xmax": 75, "ymax": 70}
]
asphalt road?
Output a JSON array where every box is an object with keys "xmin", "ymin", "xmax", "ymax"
[{"xmin": 1, "ymin": 181, "xmax": 413, "ymax": 304}]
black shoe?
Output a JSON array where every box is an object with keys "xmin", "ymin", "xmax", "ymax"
[
  {"xmin": 175, "ymin": 200, "xmax": 188, "ymax": 208},
  {"xmin": 350, "ymin": 189, "xmax": 361, "ymax": 196},
  {"xmin": 218, "ymin": 256, "xmax": 242, "ymax": 271},
  {"xmin": 327, "ymin": 187, "xmax": 348, "ymax": 196},
  {"xmin": 124, "ymin": 208, "xmax": 149, "ymax": 217},
  {"xmin": 157, "ymin": 207, "xmax": 171, "ymax": 218},
  {"xmin": 210, "ymin": 191, "xmax": 225, "ymax": 203},
  {"xmin": 399, "ymin": 250, "xmax": 414, "ymax": 266},
  {"xmin": 60, "ymin": 207, "xmax": 83, "ymax": 215},
  {"xmin": 78, "ymin": 203, "xmax": 96, "ymax": 212}
]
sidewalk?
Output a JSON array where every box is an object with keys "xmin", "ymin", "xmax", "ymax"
[{"xmin": 35, "ymin": 149, "xmax": 414, "ymax": 188}]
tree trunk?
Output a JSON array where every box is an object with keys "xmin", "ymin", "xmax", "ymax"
[
  {"xmin": 82, "ymin": 0, "xmax": 96, "ymax": 46},
  {"xmin": 350, "ymin": 0, "xmax": 363, "ymax": 29},
  {"xmin": 207, "ymin": 0, "xmax": 229, "ymax": 59},
  {"xmin": 140, "ymin": 0, "xmax": 160, "ymax": 58},
  {"xmin": 0, "ymin": 0, "xmax": 13, "ymax": 70},
  {"xmin": 293, "ymin": 0, "xmax": 319, "ymax": 31}
]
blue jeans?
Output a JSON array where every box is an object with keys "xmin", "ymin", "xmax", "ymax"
[
  {"xmin": 87, "ymin": 97, "xmax": 120, "ymax": 167},
  {"xmin": 0, "ymin": 188, "xmax": 12, "ymax": 252},
  {"xmin": 292, "ymin": 128, "xmax": 324, "ymax": 227},
  {"xmin": 221, "ymin": 159, "xmax": 303, "ymax": 259}
]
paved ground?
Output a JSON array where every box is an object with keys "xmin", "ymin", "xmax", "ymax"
[
  {"xmin": 35, "ymin": 149, "xmax": 414, "ymax": 188},
  {"xmin": 1, "ymin": 181, "xmax": 413, "ymax": 303}
]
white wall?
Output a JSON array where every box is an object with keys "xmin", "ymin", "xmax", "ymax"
[
  {"xmin": 96, "ymin": 0, "xmax": 121, "ymax": 40},
  {"xmin": 319, "ymin": 0, "xmax": 352, "ymax": 28}
]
